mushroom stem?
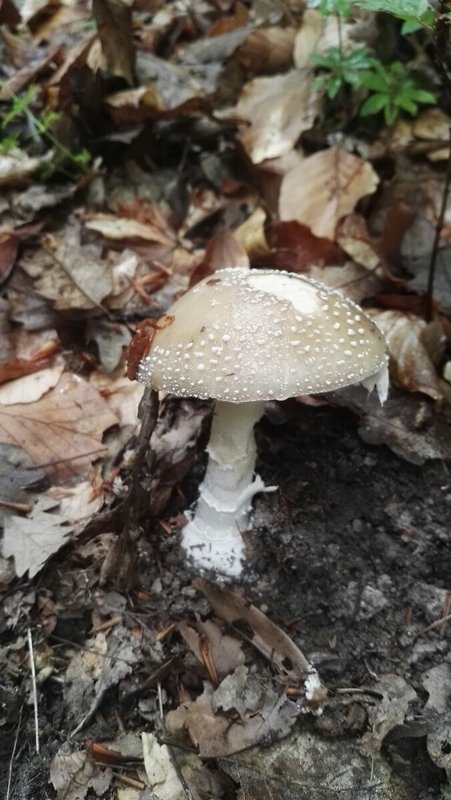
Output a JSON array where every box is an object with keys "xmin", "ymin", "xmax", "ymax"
[{"xmin": 182, "ymin": 400, "xmax": 273, "ymax": 576}]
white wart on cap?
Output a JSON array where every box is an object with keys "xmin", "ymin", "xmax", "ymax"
[{"xmin": 138, "ymin": 268, "xmax": 387, "ymax": 401}]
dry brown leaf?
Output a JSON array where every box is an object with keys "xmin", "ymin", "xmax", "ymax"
[
  {"xmin": 177, "ymin": 619, "xmax": 245, "ymax": 679},
  {"xmin": 370, "ymin": 310, "xmax": 445, "ymax": 400},
  {"xmin": 193, "ymin": 578, "xmax": 308, "ymax": 677},
  {"xmin": 234, "ymin": 207, "xmax": 269, "ymax": 257},
  {"xmin": 236, "ymin": 70, "xmax": 320, "ymax": 164},
  {"xmin": 293, "ymin": 9, "xmax": 356, "ymax": 68},
  {"xmin": 166, "ymin": 671, "xmax": 299, "ymax": 757},
  {"xmin": 189, "ymin": 230, "xmax": 249, "ymax": 287},
  {"xmin": 90, "ymin": 369, "xmax": 144, "ymax": 428},
  {"xmin": 279, "ymin": 147, "xmax": 379, "ymax": 240},
  {"xmin": 0, "ymin": 359, "xmax": 65, "ymax": 405},
  {"xmin": 265, "ymin": 220, "xmax": 343, "ymax": 272},
  {"xmin": 0, "ymin": 372, "xmax": 118, "ymax": 481},
  {"xmin": 85, "ymin": 213, "xmax": 175, "ymax": 245},
  {"xmin": 308, "ymin": 262, "xmax": 383, "ymax": 304},
  {"xmin": 92, "ymin": 0, "xmax": 135, "ymax": 86},
  {"xmin": 235, "ymin": 26, "xmax": 296, "ymax": 73}
]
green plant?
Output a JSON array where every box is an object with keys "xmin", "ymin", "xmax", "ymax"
[
  {"xmin": 308, "ymin": 0, "xmax": 437, "ymax": 125},
  {"xmin": 360, "ymin": 60, "xmax": 435, "ymax": 124},
  {"xmin": 0, "ymin": 83, "xmax": 91, "ymax": 175},
  {"xmin": 311, "ymin": 46, "xmax": 374, "ymax": 98}
]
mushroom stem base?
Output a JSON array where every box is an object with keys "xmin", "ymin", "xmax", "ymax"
[{"xmin": 182, "ymin": 400, "xmax": 274, "ymax": 577}]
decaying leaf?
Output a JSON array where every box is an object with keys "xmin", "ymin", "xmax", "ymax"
[
  {"xmin": 142, "ymin": 733, "xmax": 186, "ymax": 800},
  {"xmin": 0, "ymin": 442, "xmax": 44, "ymax": 507},
  {"xmin": 370, "ymin": 310, "xmax": 445, "ymax": 400},
  {"xmin": 359, "ymin": 392, "xmax": 451, "ymax": 464},
  {"xmin": 279, "ymin": 148, "xmax": 379, "ymax": 240},
  {"xmin": 166, "ymin": 668, "xmax": 299, "ymax": 757},
  {"xmin": 360, "ymin": 674, "xmax": 418, "ymax": 757},
  {"xmin": 85, "ymin": 213, "xmax": 175, "ymax": 246},
  {"xmin": 177, "ymin": 618, "xmax": 245, "ymax": 679},
  {"xmin": 308, "ymin": 261, "xmax": 383, "ymax": 304},
  {"xmin": 0, "ymin": 372, "xmax": 118, "ymax": 480},
  {"xmin": 2, "ymin": 496, "xmax": 73, "ymax": 578},
  {"xmin": 265, "ymin": 220, "xmax": 343, "ymax": 272},
  {"xmin": 50, "ymin": 747, "xmax": 98, "ymax": 800},
  {"xmin": 0, "ymin": 148, "xmax": 53, "ymax": 186},
  {"xmin": 422, "ymin": 663, "xmax": 451, "ymax": 788},
  {"xmin": 194, "ymin": 579, "xmax": 326, "ymax": 714},
  {"xmin": 236, "ymin": 70, "xmax": 320, "ymax": 164},
  {"xmin": 0, "ymin": 359, "xmax": 65, "ymax": 405},
  {"xmin": 92, "ymin": 0, "xmax": 135, "ymax": 86}
]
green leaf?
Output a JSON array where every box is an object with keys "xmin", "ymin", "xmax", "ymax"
[
  {"xmin": 401, "ymin": 88, "xmax": 435, "ymax": 104},
  {"xmin": 360, "ymin": 70, "xmax": 388, "ymax": 92},
  {"xmin": 307, "ymin": 0, "xmax": 350, "ymax": 17},
  {"xmin": 394, "ymin": 96, "xmax": 418, "ymax": 114},
  {"xmin": 327, "ymin": 74, "xmax": 343, "ymax": 98},
  {"xmin": 354, "ymin": 0, "xmax": 432, "ymax": 23},
  {"xmin": 344, "ymin": 47, "xmax": 373, "ymax": 68},
  {"xmin": 384, "ymin": 104, "xmax": 399, "ymax": 125},
  {"xmin": 360, "ymin": 93, "xmax": 389, "ymax": 116}
]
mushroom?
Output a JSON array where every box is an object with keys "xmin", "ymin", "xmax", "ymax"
[{"xmin": 134, "ymin": 268, "xmax": 388, "ymax": 577}]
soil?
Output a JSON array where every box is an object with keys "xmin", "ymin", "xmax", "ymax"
[{"xmin": 1, "ymin": 401, "xmax": 450, "ymax": 799}]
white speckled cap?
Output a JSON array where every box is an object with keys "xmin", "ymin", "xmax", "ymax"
[{"xmin": 138, "ymin": 268, "xmax": 387, "ymax": 401}]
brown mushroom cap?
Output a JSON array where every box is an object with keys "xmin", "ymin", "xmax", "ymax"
[{"xmin": 138, "ymin": 268, "xmax": 387, "ymax": 402}]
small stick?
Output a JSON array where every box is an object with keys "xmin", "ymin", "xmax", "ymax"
[{"xmin": 27, "ymin": 627, "xmax": 40, "ymax": 754}]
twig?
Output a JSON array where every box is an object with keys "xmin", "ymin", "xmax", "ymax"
[
  {"xmin": 417, "ymin": 611, "xmax": 451, "ymax": 637},
  {"xmin": 27, "ymin": 627, "xmax": 40, "ymax": 754},
  {"xmin": 424, "ymin": 126, "xmax": 451, "ymax": 321},
  {"xmin": 6, "ymin": 703, "xmax": 24, "ymax": 800}
]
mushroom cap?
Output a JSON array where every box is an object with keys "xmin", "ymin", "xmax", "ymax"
[{"xmin": 138, "ymin": 268, "xmax": 387, "ymax": 402}]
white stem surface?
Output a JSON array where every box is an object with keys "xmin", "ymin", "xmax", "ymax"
[{"xmin": 182, "ymin": 400, "xmax": 275, "ymax": 577}]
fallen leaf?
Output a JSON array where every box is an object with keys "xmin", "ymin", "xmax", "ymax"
[
  {"xmin": 177, "ymin": 619, "xmax": 245, "ymax": 679},
  {"xmin": 86, "ymin": 320, "xmax": 131, "ymax": 373},
  {"xmin": 0, "ymin": 148, "xmax": 53, "ymax": 186},
  {"xmin": 265, "ymin": 220, "xmax": 343, "ymax": 272},
  {"xmin": 235, "ymin": 26, "xmax": 296, "ymax": 73},
  {"xmin": 50, "ymin": 747, "xmax": 96, "ymax": 800},
  {"xmin": 308, "ymin": 261, "xmax": 383, "ymax": 304},
  {"xmin": 422, "ymin": 663, "xmax": 451, "ymax": 787},
  {"xmin": 142, "ymin": 733, "xmax": 186, "ymax": 800},
  {"xmin": 92, "ymin": 0, "xmax": 135, "ymax": 86},
  {"xmin": 370, "ymin": 310, "xmax": 445, "ymax": 400},
  {"xmin": 360, "ymin": 674, "xmax": 418, "ymax": 756},
  {"xmin": 166, "ymin": 672, "xmax": 299, "ymax": 757},
  {"xmin": 359, "ymin": 392, "xmax": 451, "ymax": 465},
  {"xmin": 2, "ymin": 497, "xmax": 73, "ymax": 578},
  {"xmin": 0, "ymin": 372, "xmax": 118, "ymax": 480},
  {"xmin": 0, "ymin": 231, "xmax": 19, "ymax": 286},
  {"xmin": 189, "ymin": 230, "xmax": 249, "ymax": 287},
  {"xmin": 0, "ymin": 359, "xmax": 65, "ymax": 405},
  {"xmin": 236, "ymin": 69, "xmax": 320, "ymax": 164},
  {"xmin": 90, "ymin": 369, "xmax": 144, "ymax": 428},
  {"xmin": 85, "ymin": 213, "xmax": 175, "ymax": 245},
  {"xmin": 45, "ymin": 478, "xmax": 104, "ymax": 523},
  {"xmin": 194, "ymin": 579, "xmax": 326, "ymax": 714},
  {"xmin": 336, "ymin": 213, "xmax": 382, "ymax": 271},
  {"xmin": 0, "ymin": 443, "xmax": 44, "ymax": 507},
  {"xmin": 234, "ymin": 207, "xmax": 269, "ymax": 257},
  {"xmin": 279, "ymin": 147, "xmax": 379, "ymax": 241}
]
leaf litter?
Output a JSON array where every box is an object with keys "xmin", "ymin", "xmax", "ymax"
[{"xmin": 0, "ymin": 1, "xmax": 450, "ymax": 798}]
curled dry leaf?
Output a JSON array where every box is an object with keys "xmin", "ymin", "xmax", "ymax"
[
  {"xmin": 370, "ymin": 310, "xmax": 445, "ymax": 400},
  {"xmin": 234, "ymin": 207, "xmax": 269, "ymax": 257},
  {"xmin": 279, "ymin": 147, "xmax": 379, "ymax": 241},
  {"xmin": 0, "ymin": 372, "xmax": 118, "ymax": 481},
  {"xmin": 236, "ymin": 69, "xmax": 320, "ymax": 164},
  {"xmin": 92, "ymin": 0, "xmax": 135, "ymax": 86}
]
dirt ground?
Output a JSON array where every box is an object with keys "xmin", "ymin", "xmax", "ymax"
[{"xmin": 1, "ymin": 399, "xmax": 450, "ymax": 800}]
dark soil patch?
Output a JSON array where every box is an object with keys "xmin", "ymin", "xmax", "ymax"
[{"xmin": 1, "ymin": 403, "xmax": 449, "ymax": 799}]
